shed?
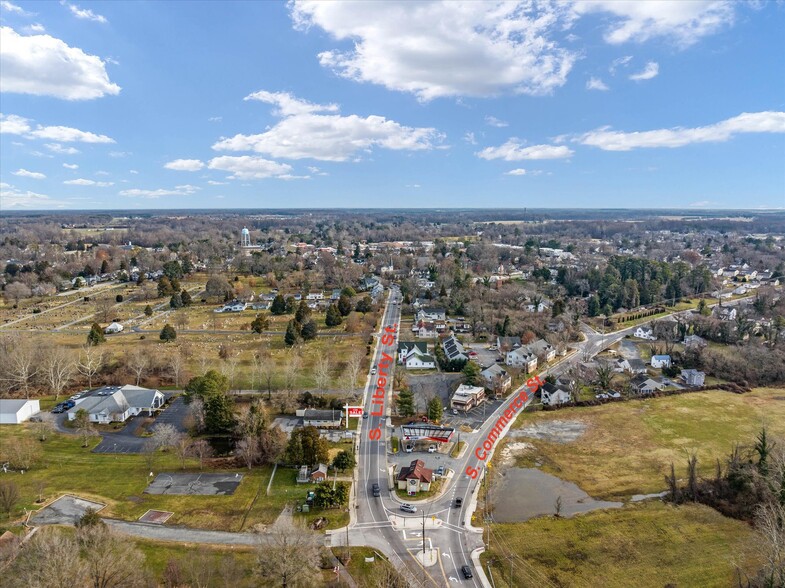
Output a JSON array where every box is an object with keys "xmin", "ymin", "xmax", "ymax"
[{"xmin": 0, "ymin": 399, "xmax": 40, "ymax": 424}]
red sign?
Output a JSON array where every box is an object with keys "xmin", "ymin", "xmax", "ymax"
[{"xmin": 346, "ymin": 406, "xmax": 364, "ymax": 418}]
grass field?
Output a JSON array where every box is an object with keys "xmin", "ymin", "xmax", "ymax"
[
  {"xmin": 509, "ymin": 387, "xmax": 785, "ymax": 499},
  {"xmin": 0, "ymin": 425, "xmax": 349, "ymax": 533},
  {"xmin": 481, "ymin": 501, "xmax": 757, "ymax": 588}
]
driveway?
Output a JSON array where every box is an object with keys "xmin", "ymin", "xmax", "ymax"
[{"xmin": 93, "ymin": 395, "xmax": 188, "ymax": 454}]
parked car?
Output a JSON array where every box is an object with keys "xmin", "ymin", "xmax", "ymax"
[
  {"xmin": 436, "ymin": 465, "xmax": 445, "ymax": 476},
  {"xmin": 452, "ymin": 408, "xmax": 459, "ymax": 415},
  {"xmin": 595, "ymin": 393, "xmax": 610, "ymax": 400},
  {"xmin": 363, "ymin": 412, "xmax": 369, "ymax": 419},
  {"xmin": 404, "ymin": 445, "xmax": 414, "ymax": 453},
  {"xmin": 371, "ymin": 366, "xmax": 377, "ymax": 375},
  {"xmin": 428, "ymin": 445, "xmax": 437, "ymax": 453},
  {"xmin": 461, "ymin": 565, "xmax": 473, "ymax": 579},
  {"xmin": 455, "ymin": 497, "xmax": 462, "ymax": 508},
  {"xmin": 371, "ymin": 483, "xmax": 380, "ymax": 497},
  {"xmin": 400, "ymin": 503, "xmax": 417, "ymax": 513},
  {"xmin": 63, "ymin": 400, "xmax": 75, "ymax": 409},
  {"xmin": 51, "ymin": 406, "xmax": 65, "ymax": 414}
]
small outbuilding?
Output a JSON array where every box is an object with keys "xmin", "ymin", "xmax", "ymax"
[{"xmin": 0, "ymin": 399, "xmax": 40, "ymax": 424}]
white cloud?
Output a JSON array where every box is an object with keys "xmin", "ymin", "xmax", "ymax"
[
  {"xmin": 129, "ymin": 169, "xmax": 138, "ymax": 174},
  {"xmin": 207, "ymin": 180, "xmax": 229, "ymax": 185},
  {"xmin": 63, "ymin": 163, "xmax": 79, "ymax": 169},
  {"xmin": 306, "ymin": 166, "xmax": 328, "ymax": 176},
  {"xmin": 44, "ymin": 143, "xmax": 80, "ymax": 154},
  {"xmin": 25, "ymin": 23, "xmax": 46, "ymax": 33},
  {"xmin": 119, "ymin": 184, "xmax": 200, "ymax": 199},
  {"xmin": 464, "ymin": 132, "xmax": 477, "ymax": 145},
  {"xmin": 609, "ymin": 55, "xmax": 633, "ymax": 74},
  {"xmin": 291, "ymin": 0, "xmax": 577, "ymax": 100},
  {"xmin": 579, "ymin": 111, "xmax": 785, "ymax": 151},
  {"xmin": 208, "ymin": 116, "xmax": 222, "ymax": 122},
  {"xmin": 95, "ymin": 171, "xmax": 109, "ymax": 176},
  {"xmin": 245, "ymin": 90, "xmax": 339, "ymax": 117},
  {"xmin": 66, "ymin": 2, "xmax": 107, "ymax": 23},
  {"xmin": 13, "ymin": 168, "xmax": 46, "ymax": 179},
  {"xmin": 485, "ymin": 116, "xmax": 509, "ymax": 128},
  {"xmin": 0, "ymin": 26, "xmax": 120, "ymax": 100},
  {"xmin": 29, "ymin": 125, "xmax": 114, "ymax": 143},
  {"xmin": 505, "ymin": 168, "xmax": 528, "ymax": 175},
  {"xmin": 64, "ymin": 178, "xmax": 113, "ymax": 187},
  {"xmin": 477, "ymin": 139, "xmax": 573, "ymax": 161},
  {"xmin": 214, "ymin": 111, "xmax": 441, "ymax": 162},
  {"xmin": 0, "ymin": 1, "xmax": 33, "ymax": 16},
  {"xmin": 586, "ymin": 77, "xmax": 609, "ymax": 91},
  {"xmin": 629, "ymin": 61, "xmax": 659, "ymax": 81},
  {"xmin": 109, "ymin": 151, "xmax": 129, "ymax": 158},
  {"xmin": 0, "ymin": 113, "xmax": 31, "ymax": 135},
  {"xmin": 207, "ymin": 155, "xmax": 293, "ymax": 179},
  {"xmin": 164, "ymin": 158, "xmax": 205, "ymax": 171},
  {"xmin": 405, "ymin": 184, "xmax": 421, "ymax": 189},
  {"xmin": 572, "ymin": 1, "xmax": 735, "ymax": 47},
  {"xmin": 0, "ymin": 185, "xmax": 58, "ymax": 208}
]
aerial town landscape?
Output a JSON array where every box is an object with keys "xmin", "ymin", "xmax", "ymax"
[{"xmin": 1, "ymin": 2, "xmax": 784, "ymax": 588}]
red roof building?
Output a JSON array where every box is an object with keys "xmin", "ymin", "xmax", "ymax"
[{"xmin": 396, "ymin": 459, "xmax": 433, "ymax": 494}]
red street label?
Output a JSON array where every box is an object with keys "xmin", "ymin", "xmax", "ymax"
[
  {"xmin": 465, "ymin": 376, "xmax": 542, "ymax": 479},
  {"xmin": 368, "ymin": 324, "xmax": 397, "ymax": 441}
]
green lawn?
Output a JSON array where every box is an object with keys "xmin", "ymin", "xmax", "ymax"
[
  {"xmin": 0, "ymin": 425, "xmax": 350, "ymax": 533},
  {"xmin": 481, "ymin": 501, "xmax": 757, "ymax": 588}
]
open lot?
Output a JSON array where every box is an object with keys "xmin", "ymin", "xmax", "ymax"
[
  {"xmin": 481, "ymin": 501, "xmax": 757, "ymax": 588},
  {"xmin": 144, "ymin": 473, "xmax": 244, "ymax": 496},
  {"xmin": 508, "ymin": 387, "xmax": 785, "ymax": 499}
]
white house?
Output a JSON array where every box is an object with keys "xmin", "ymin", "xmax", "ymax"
[
  {"xmin": 613, "ymin": 357, "xmax": 631, "ymax": 373},
  {"xmin": 306, "ymin": 292, "xmax": 324, "ymax": 300},
  {"xmin": 416, "ymin": 308, "xmax": 446, "ymax": 322},
  {"xmin": 67, "ymin": 385, "xmax": 164, "ymax": 424},
  {"xmin": 0, "ymin": 399, "xmax": 40, "ymax": 424},
  {"xmin": 300, "ymin": 409, "xmax": 342, "ymax": 429},
  {"xmin": 681, "ymin": 369, "xmax": 706, "ymax": 387},
  {"xmin": 215, "ymin": 301, "xmax": 247, "ymax": 313},
  {"xmin": 104, "ymin": 322, "xmax": 124, "ymax": 334},
  {"xmin": 480, "ymin": 364, "xmax": 512, "ymax": 394},
  {"xmin": 540, "ymin": 383, "xmax": 571, "ymax": 406},
  {"xmin": 650, "ymin": 355, "xmax": 672, "ymax": 369},
  {"xmin": 634, "ymin": 327, "xmax": 656, "ymax": 340},
  {"xmin": 683, "ymin": 335, "xmax": 707, "ymax": 349},
  {"xmin": 397, "ymin": 342, "xmax": 436, "ymax": 369},
  {"xmin": 506, "ymin": 347, "xmax": 538, "ymax": 373},
  {"xmin": 527, "ymin": 339, "xmax": 556, "ymax": 363},
  {"xmin": 715, "ymin": 307, "xmax": 737, "ymax": 321}
]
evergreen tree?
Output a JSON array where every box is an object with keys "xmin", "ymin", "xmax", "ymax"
[
  {"xmin": 144, "ymin": 304, "xmax": 153, "ymax": 317},
  {"xmin": 180, "ymin": 289, "xmax": 192, "ymax": 306},
  {"xmin": 427, "ymin": 397, "xmax": 443, "ymax": 422},
  {"xmin": 169, "ymin": 292, "xmax": 183, "ymax": 309},
  {"xmin": 285, "ymin": 296, "xmax": 296, "ymax": 314},
  {"xmin": 115, "ymin": 294, "xmax": 124, "ymax": 303},
  {"xmin": 270, "ymin": 294, "xmax": 286, "ymax": 315},
  {"xmin": 295, "ymin": 300, "xmax": 311, "ymax": 324},
  {"xmin": 203, "ymin": 392, "xmax": 235, "ymax": 434},
  {"xmin": 87, "ymin": 323, "xmax": 105, "ymax": 346},
  {"xmin": 136, "ymin": 272, "xmax": 146, "ymax": 286},
  {"xmin": 251, "ymin": 313, "xmax": 270, "ymax": 334},
  {"xmin": 396, "ymin": 389, "xmax": 415, "ymax": 417},
  {"xmin": 587, "ymin": 294, "xmax": 600, "ymax": 317},
  {"xmin": 181, "ymin": 258, "xmax": 194, "ymax": 274},
  {"xmin": 160, "ymin": 323, "xmax": 177, "ymax": 342},
  {"xmin": 100, "ymin": 259, "xmax": 109, "ymax": 274},
  {"xmin": 157, "ymin": 276, "xmax": 174, "ymax": 297},
  {"xmin": 462, "ymin": 361, "xmax": 481, "ymax": 385},
  {"xmin": 332, "ymin": 450, "xmax": 356, "ymax": 472},
  {"xmin": 185, "ymin": 370, "xmax": 229, "ymax": 400},
  {"xmin": 301, "ymin": 319, "xmax": 318, "ymax": 341},
  {"xmin": 355, "ymin": 296, "xmax": 373, "ymax": 313},
  {"xmin": 341, "ymin": 286, "xmax": 356, "ymax": 297},
  {"xmin": 284, "ymin": 319, "xmax": 299, "ymax": 346},
  {"xmin": 337, "ymin": 294, "xmax": 352, "ymax": 316},
  {"xmin": 325, "ymin": 304, "xmax": 343, "ymax": 327}
]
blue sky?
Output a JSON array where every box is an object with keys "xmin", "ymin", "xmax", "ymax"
[{"xmin": 1, "ymin": 0, "xmax": 784, "ymax": 210}]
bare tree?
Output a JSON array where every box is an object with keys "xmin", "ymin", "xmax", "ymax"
[
  {"xmin": 753, "ymin": 501, "xmax": 785, "ymax": 587},
  {"xmin": 181, "ymin": 548, "xmax": 216, "ymax": 588},
  {"xmin": 77, "ymin": 345, "xmax": 104, "ymax": 389},
  {"xmin": 5, "ymin": 337, "xmax": 39, "ymax": 398},
  {"xmin": 189, "ymin": 439, "xmax": 213, "ymax": 469},
  {"xmin": 74, "ymin": 409, "xmax": 96, "ymax": 448},
  {"xmin": 0, "ymin": 481, "xmax": 19, "ymax": 518},
  {"xmin": 142, "ymin": 438, "xmax": 159, "ymax": 472},
  {"xmin": 9, "ymin": 527, "xmax": 89, "ymax": 588},
  {"xmin": 175, "ymin": 311, "xmax": 189, "ymax": 331},
  {"xmin": 4, "ymin": 282, "xmax": 32, "ymax": 306},
  {"xmin": 313, "ymin": 352, "xmax": 331, "ymax": 393},
  {"xmin": 255, "ymin": 351, "xmax": 275, "ymax": 399},
  {"xmin": 168, "ymin": 348, "xmax": 186, "ymax": 388},
  {"xmin": 125, "ymin": 349, "xmax": 149, "ymax": 387},
  {"xmin": 94, "ymin": 297, "xmax": 115, "ymax": 323},
  {"xmin": 33, "ymin": 412, "xmax": 56, "ymax": 442},
  {"xmin": 3, "ymin": 436, "xmax": 42, "ymax": 470},
  {"xmin": 173, "ymin": 435, "xmax": 192, "ymax": 469},
  {"xmin": 42, "ymin": 345, "xmax": 76, "ymax": 400},
  {"xmin": 236, "ymin": 435, "xmax": 261, "ymax": 469},
  {"xmin": 152, "ymin": 423, "xmax": 181, "ymax": 451},
  {"xmin": 255, "ymin": 518, "xmax": 322, "ymax": 588},
  {"xmin": 221, "ymin": 353, "xmax": 241, "ymax": 392},
  {"xmin": 344, "ymin": 350, "xmax": 364, "ymax": 392},
  {"xmin": 283, "ymin": 351, "xmax": 302, "ymax": 396},
  {"xmin": 77, "ymin": 523, "xmax": 148, "ymax": 588}
]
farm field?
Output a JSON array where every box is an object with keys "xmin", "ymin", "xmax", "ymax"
[
  {"xmin": 481, "ymin": 501, "xmax": 757, "ymax": 588},
  {"xmin": 509, "ymin": 387, "xmax": 785, "ymax": 499}
]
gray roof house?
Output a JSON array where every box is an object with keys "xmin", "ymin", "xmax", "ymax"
[
  {"xmin": 442, "ymin": 335, "xmax": 468, "ymax": 362},
  {"xmin": 681, "ymin": 369, "xmax": 706, "ymax": 387},
  {"xmin": 480, "ymin": 364, "xmax": 512, "ymax": 394},
  {"xmin": 67, "ymin": 385, "xmax": 164, "ymax": 424}
]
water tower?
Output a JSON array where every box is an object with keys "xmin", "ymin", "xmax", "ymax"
[{"xmin": 241, "ymin": 227, "xmax": 251, "ymax": 247}]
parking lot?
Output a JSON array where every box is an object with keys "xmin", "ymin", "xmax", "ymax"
[{"xmin": 30, "ymin": 495, "xmax": 105, "ymax": 526}]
